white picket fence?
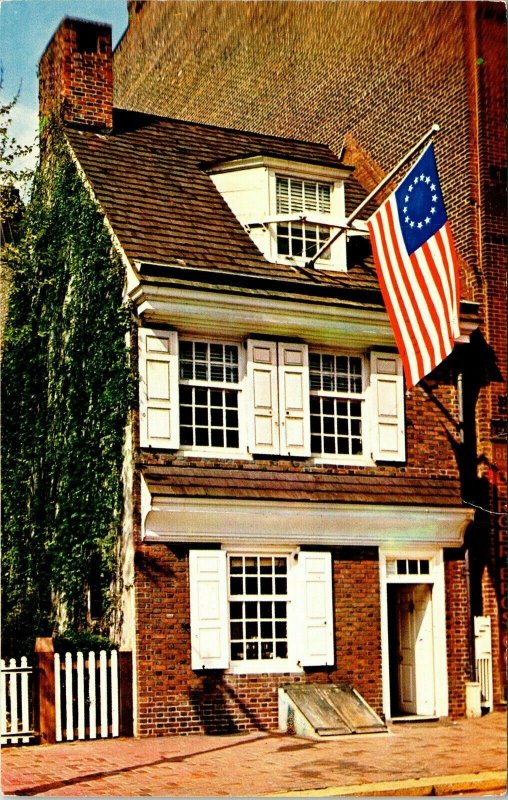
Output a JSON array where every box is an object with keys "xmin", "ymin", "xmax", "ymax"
[
  {"xmin": 1, "ymin": 649, "xmax": 121, "ymax": 746},
  {"xmin": 55, "ymin": 650, "xmax": 119, "ymax": 742},
  {"xmin": 0, "ymin": 657, "xmax": 34, "ymax": 745}
]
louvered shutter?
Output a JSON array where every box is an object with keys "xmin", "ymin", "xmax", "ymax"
[
  {"xmin": 370, "ymin": 351, "xmax": 406, "ymax": 462},
  {"xmin": 189, "ymin": 550, "xmax": 229, "ymax": 670},
  {"xmin": 247, "ymin": 340, "xmax": 280, "ymax": 454},
  {"xmin": 296, "ymin": 552, "xmax": 334, "ymax": 667},
  {"xmin": 278, "ymin": 342, "xmax": 311, "ymax": 456},
  {"xmin": 139, "ymin": 328, "xmax": 179, "ymax": 449}
]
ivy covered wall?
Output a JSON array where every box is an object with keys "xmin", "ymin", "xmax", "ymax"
[{"xmin": 1, "ymin": 133, "xmax": 133, "ymax": 654}]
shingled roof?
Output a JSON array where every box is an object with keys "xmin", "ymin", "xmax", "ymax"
[
  {"xmin": 65, "ymin": 109, "xmax": 381, "ymax": 297},
  {"xmin": 143, "ymin": 462, "xmax": 465, "ymax": 507}
]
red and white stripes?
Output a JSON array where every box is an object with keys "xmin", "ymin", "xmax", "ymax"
[{"xmin": 368, "ymin": 196, "xmax": 460, "ymax": 389}]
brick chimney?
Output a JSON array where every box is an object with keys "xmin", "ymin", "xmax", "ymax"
[{"xmin": 39, "ymin": 17, "xmax": 113, "ymax": 132}]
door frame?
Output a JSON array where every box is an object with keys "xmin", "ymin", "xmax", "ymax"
[{"xmin": 379, "ymin": 547, "xmax": 448, "ymax": 720}]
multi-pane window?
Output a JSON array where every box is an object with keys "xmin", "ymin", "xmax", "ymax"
[
  {"xmin": 228, "ymin": 555, "xmax": 288, "ymax": 662},
  {"xmin": 389, "ymin": 558, "xmax": 430, "ymax": 576},
  {"xmin": 179, "ymin": 341, "xmax": 240, "ymax": 448},
  {"xmin": 309, "ymin": 353, "xmax": 364, "ymax": 456},
  {"xmin": 276, "ymin": 176, "xmax": 331, "ymax": 260}
]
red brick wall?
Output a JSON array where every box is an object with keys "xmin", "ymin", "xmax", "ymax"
[
  {"xmin": 445, "ymin": 554, "xmax": 471, "ymax": 718},
  {"xmin": 134, "ymin": 539, "xmax": 471, "ymax": 733},
  {"xmin": 39, "ymin": 18, "xmax": 113, "ymax": 131},
  {"xmin": 134, "ymin": 542, "xmax": 382, "ymax": 735}
]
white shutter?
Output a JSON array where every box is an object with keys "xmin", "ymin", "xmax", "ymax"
[
  {"xmin": 247, "ymin": 339, "xmax": 280, "ymax": 454},
  {"xmin": 296, "ymin": 551, "xmax": 334, "ymax": 667},
  {"xmin": 189, "ymin": 550, "xmax": 229, "ymax": 670},
  {"xmin": 278, "ymin": 342, "xmax": 311, "ymax": 457},
  {"xmin": 138, "ymin": 327, "xmax": 179, "ymax": 449},
  {"xmin": 370, "ymin": 351, "xmax": 406, "ymax": 462}
]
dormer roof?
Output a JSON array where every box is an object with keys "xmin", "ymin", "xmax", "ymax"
[{"xmin": 65, "ymin": 109, "xmax": 381, "ymax": 297}]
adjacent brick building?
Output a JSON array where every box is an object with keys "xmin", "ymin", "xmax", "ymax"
[
  {"xmin": 113, "ymin": 0, "xmax": 507, "ymax": 715},
  {"xmin": 36, "ymin": 10, "xmax": 502, "ymax": 736}
]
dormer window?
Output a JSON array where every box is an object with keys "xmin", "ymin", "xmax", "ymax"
[
  {"xmin": 208, "ymin": 155, "xmax": 352, "ymax": 272},
  {"xmin": 275, "ymin": 176, "xmax": 332, "ymax": 260}
]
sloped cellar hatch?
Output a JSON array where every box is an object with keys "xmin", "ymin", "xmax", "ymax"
[{"xmin": 279, "ymin": 684, "xmax": 387, "ymax": 738}]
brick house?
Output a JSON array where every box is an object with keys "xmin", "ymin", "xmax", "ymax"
[
  {"xmin": 38, "ymin": 16, "xmax": 493, "ymax": 736},
  {"xmin": 112, "ymin": 0, "xmax": 507, "ymax": 713}
]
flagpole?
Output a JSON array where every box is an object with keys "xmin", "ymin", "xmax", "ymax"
[{"xmin": 306, "ymin": 123, "xmax": 440, "ymax": 267}]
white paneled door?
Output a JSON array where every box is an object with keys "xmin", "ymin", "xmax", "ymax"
[{"xmin": 396, "ymin": 584, "xmax": 435, "ymax": 716}]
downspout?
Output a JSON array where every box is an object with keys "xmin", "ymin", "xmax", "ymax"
[{"xmin": 458, "ymin": 369, "xmax": 476, "ymax": 681}]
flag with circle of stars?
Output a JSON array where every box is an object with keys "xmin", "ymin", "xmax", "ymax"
[
  {"xmin": 367, "ymin": 143, "xmax": 460, "ymax": 390},
  {"xmin": 395, "ymin": 145, "xmax": 447, "ymax": 255}
]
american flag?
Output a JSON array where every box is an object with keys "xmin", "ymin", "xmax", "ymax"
[{"xmin": 367, "ymin": 144, "xmax": 460, "ymax": 389}]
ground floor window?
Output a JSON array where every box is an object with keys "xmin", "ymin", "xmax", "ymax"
[
  {"xmin": 189, "ymin": 549, "xmax": 334, "ymax": 673},
  {"xmin": 229, "ymin": 555, "xmax": 288, "ymax": 662}
]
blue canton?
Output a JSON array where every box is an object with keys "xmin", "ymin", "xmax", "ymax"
[{"xmin": 395, "ymin": 144, "xmax": 447, "ymax": 256}]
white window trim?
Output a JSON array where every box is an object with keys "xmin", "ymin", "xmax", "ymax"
[
  {"xmin": 177, "ymin": 336, "xmax": 251, "ymax": 459},
  {"xmin": 224, "ymin": 546, "xmax": 301, "ymax": 675},
  {"xmin": 378, "ymin": 547, "xmax": 449, "ymax": 720},
  {"xmin": 309, "ymin": 347, "xmax": 374, "ymax": 465},
  {"xmin": 267, "ymin": 169, "xmax": 346, "ymax": 270}
]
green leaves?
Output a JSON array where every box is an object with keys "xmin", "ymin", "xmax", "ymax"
[{"xmin": 1, "ymin": 129, "xmax": 132, "ymax": 654}]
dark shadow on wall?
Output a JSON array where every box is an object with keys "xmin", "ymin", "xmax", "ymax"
[{"xmin": 189, "ymin": 672, "xmax": 273, "ymax": 734}]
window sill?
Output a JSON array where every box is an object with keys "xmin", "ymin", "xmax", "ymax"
[
  {"xmin": 228, "ymin": 660, "xmax": 303, "ymax": 675},
  {"xmin": 177, "ymin": 448, "xmax": 253, "ymax": 461},
  {"xmin": 271, "ymin": 254, "xmax": 347, "ymax": 271},
  {"xmin": 310, "ymin": 455, "xmax": 374, "ymax": 467}
]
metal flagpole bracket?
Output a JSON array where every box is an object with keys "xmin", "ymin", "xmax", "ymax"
[{"xmin": 306, "ymin": 123, "xmax": 441, "ymax": 267}]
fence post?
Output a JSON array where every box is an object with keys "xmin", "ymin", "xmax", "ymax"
[
  {"xmin": 118, "ymin": 651, "xmax": 133, "ymax": 737},
  {"xmin": 34, "ymin": 637, "xmax": 56, "ymax": 744}
]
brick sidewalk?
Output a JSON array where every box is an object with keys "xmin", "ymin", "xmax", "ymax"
[{"xmin": 1, "ymin": 712, "xmax": 506, "ymax": 797}]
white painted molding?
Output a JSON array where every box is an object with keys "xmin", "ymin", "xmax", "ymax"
[
  {"xmin": 130, "ymin": 284, "xmax": 395, "ymax": 349},
  {"xmin": 143, "ymin": 496, "xmax": 473, "ymax": 548},
  {"xmin": 207, "ymin": 154, "xmax": 352, "ymax": 182},
  {"xmin": 378, "ymin": 548, "xmax": 449, "ymax": 719}
]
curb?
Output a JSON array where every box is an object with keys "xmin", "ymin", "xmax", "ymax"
[{"xmin": 264, "ymin": 770, "xmax": 507, "ymax": 797}]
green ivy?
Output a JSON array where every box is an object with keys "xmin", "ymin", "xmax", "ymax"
[{"xmin": 1, "ymin": 129, "xmax": 133, "ymax": 655}]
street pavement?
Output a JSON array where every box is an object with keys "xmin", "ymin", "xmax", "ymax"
[{"xmin": 1, "ymin": 711, "xmax": 506, "ymax": 797}]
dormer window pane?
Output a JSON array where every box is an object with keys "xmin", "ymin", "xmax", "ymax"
[
  {"xmin": 276, "ymin": 221, "xmax": 330, "ymax": 260},
  {"xmin": 318, "ymin": 184, "xmax": 331, "ymax": 213},
  {"xmin": 276, "ymin": 177, "xmax": 290, "ymax": 213},
  {"xmin": 276, "ymin": 176, "xmax": 331, "ymax": 215},
  {"xmin": 304, "ymin": 181, "xmax": 317, "ymax": 211},
  {"xmin": 290, "ymin": 180, "xmax": 303, "ymax": 212},
  {"xmin": 275, "ymin": 176, "xmax": 332, "ymax": 261}
]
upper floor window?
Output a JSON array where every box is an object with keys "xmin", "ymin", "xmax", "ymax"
[
  {"xmin": 276, "ymin": 176, "xmax": 331, "ymax": 260},
  {"xmin": 179, "ymin": 341, "xmax": 240, "ymax": 449},
  {"xmin": 309, "ymin": 353, "xmax": 364, "ymax": 456},
  {"xmin": 139, "ymin": 328, "xmax": 405, "ymax": 463}
]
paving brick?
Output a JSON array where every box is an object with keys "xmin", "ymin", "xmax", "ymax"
[{"xmin": 1, "ymin": 712, "xmax": 506, "ymax": 797}]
